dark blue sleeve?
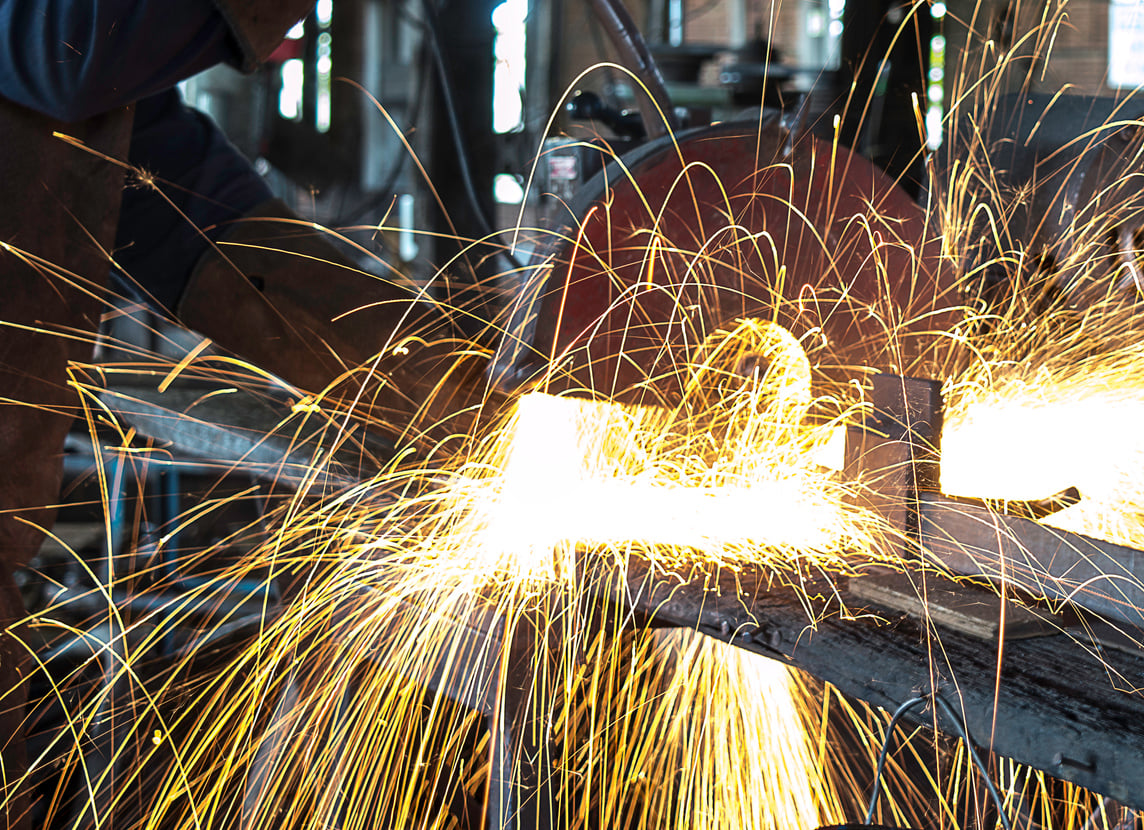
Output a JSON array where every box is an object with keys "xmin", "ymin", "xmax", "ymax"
[
  {"xmin": 114, "ymin": 89, "xmax": 273, "ymax": 309},
  {"xmin": 0, "ymin": 0, "xmax": 243, "ymax": 122}
]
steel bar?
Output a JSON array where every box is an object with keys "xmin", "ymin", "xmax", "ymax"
[
  {"xmin": 921, "ymin": 494, "xmax": 1144, "ymax": 630},
  {"xmin": 97, "ymin": 381, "xmax": 393, "ymax": 488},
  {"xmin": 845, "ymin": 372, "xmax": 1144, "ymax": 630},
  {"xmin": 592, "ymin": 556, "xmax": 1144, "ymax": 808},
  {"xmin": 845, "ymin": 373, "xmax": 942, "ymax": 547}
]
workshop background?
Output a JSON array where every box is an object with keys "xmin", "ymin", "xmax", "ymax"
[
  {"xmin": 166, "ymin": 0, "xmax": 1137, "ymax": 321},
  {"xmin": 19, "ymin": 0, "xmax": 1144, "ymax": 828}
]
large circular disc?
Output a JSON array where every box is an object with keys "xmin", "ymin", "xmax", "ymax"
[{"xmin": 523, "ymin": 118, "xmax": 953, "ymax": 403}]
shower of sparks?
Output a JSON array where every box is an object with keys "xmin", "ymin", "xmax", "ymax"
[
  {"xmin": 24, "ymin": 310, "xmax": 883, "ymax": 830},
  {"xmin": 942, "ymin": 312, "xmax": 1144, "ymax": 549},
  {"xmin": 15, "ymin": 0, "xmax": 1144, "ymax": 827},
  {"xmin": 458, "ymin": 319, "xmax": 877, "ymax": 573},
  {"xmin": 105, "ymin": 333, "xmax": 870, "ymax": 830}
]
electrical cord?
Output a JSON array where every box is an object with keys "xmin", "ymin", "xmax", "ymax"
[
  {"xmin": 419, "ymin": 0, "xmax": 526, "ymax": 273},
  {"xmin": 864, "ymin": 692, "xmax": 1014, "ymax": 830}
]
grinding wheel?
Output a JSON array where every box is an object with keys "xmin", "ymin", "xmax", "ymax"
[{"xmin": 506, "ymin": 116, "xmax": 954, "ymax": 404}]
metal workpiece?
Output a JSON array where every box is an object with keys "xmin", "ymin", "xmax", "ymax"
[
  {"xmin": 784, "ymin": 604, "xmax": 1144, "ymax": 809},
  {"xmin": 579, "ymin": 553, "xmax": 839, "ymax": 663},
  {"xmin": 844, "ymin": 374, "xmax": 943, "ymax": 549},
  {"xmin": 861, "ymin": 374, "xmax": 945, "ymax": 470},
  {"xmin": 97, "ymin": 367, "xmax": 1144, "ymax": 813},
  {"xmin": 920, "ymin": 493, "xmax": 1144, "ymax": 631},
  {"xmin": 593, "ymin": 553, "xmax": 1144, "ymax": 809},
  {"xmin": 845, "ymin": 371, "xmax": 1144, "ymax": 632},
  {"xmin": 95, "ymin": 377, "xmax": 395, "ymax": 489}
]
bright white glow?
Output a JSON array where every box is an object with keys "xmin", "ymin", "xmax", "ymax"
[
  {"xmin": 316, "ymin": 32, "xmax": 332, "ymax": 132},
  {"xmin": 494, "ymin": 173, "xmax": 524, "ymax": 204},
  {"xmin": 668, "ymin": 0, "xmax": 683, "ymax": 46},
  {"xmin": 316, "ymin": 0, "xmax": 333, "ymax": 27},
  {"xmin": 811, "ymin": 425, "xmax": 846, "ymax": 471},
  {"xmin": 278, "ymin": 59, "xmax": 304, "ymax": 120},
  {"xmin": 286, "ymin": 20, "xmax": 305, "ymax": 39},
  {"xmin": 926, "ymin": 105, "xmax": 943, "ymax": 149},
  {"xmin": 398, "ymin": 193, "xmax": 418, "ymax": 261},
  {"xmin": 477, "ymin": 392, "xmax": 857, "ymax": 561},
  {"xmin": 931, "ymin": 1, "xmax": 947, "ymax": 18},
  {"xmin": 1110, "ymin": 0, "xmax": 1144, "ymax": 87},
  {"xmin": 807, "ymin": 9, "xmax": 825, "ymax": 37},
  {"xmin": 491, "ymin": 0, "xmax": 526, "ymax": 29},
  {"xmin": 943, "ymin": 324, "xmax": 1144, "ymax": 549},
  {"xmin": 925, "ymin": 31, "xmax": 945, "ymax": 149},
  {"xmin": 822, "ymin": 0, "xmax": 845, "ymax": 68},
  {"xmin": 492, "ymin": 0, "xmax": 528, "ymax": 133},
  {"xmin": 944, "ymin": 396, "xmax": 1144, "ymax": 506},
  {"xmin": 316, "ymin": 83, "xmax": 331, "ymax": 131}
]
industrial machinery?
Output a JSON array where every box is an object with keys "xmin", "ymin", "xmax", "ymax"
[
  {"xmin": 31, "ymin": 2, "xmax": 1144, "ymax": 827},
  {"xmin": 481, "ymin": 1, "xmax": 1144, "ymax": 819},
  {"xmin": 94, "ymin": 369, "xmax": 1144, "ymax": 825},
  {"xmin": 88, "ymin": 80, "xmax": 1144, "ymax": 808},
  {"xmin": 494, "ymin": 3, "xmax": 953, "ymax": 401}
]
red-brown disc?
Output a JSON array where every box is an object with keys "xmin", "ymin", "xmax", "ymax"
[{"xmin": 521, "ymin": 118, "xmax": 953, "ymax": 404}]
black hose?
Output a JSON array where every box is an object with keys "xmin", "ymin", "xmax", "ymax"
[
  {"xmin": 864, "ymin": 692, "xmax": 1014, "ymax": 830},
  {"xmin": 584, "ymin": 0, "xmax": 677, "ymax": 139},
  {"xmin": 419, "ymin": 0, "xmax": 526, "ymax": 275}
]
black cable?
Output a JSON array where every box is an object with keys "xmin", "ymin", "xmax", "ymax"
[
  {"xmin": 419, "ymin": 0, "xmax": 526, "ymax": 274},
  {"xmin": 864, "ymin": 692, "xmax": 1014, "ymax": 830},
  {"xmin": 864, "ymin": 695, "xmax": 927, "ymax": 826},
  {"xmin": 584, "ymin": 3, "xmax": 623, "ymax": 108},
  {"xmin": 931, "ymin": 694, "xmax": 1014, "ymax": 830}
]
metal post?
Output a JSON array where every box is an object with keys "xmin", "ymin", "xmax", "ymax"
[{"xmin": 845, "ymin": 373, "xmax": 943, "ymax": 554}]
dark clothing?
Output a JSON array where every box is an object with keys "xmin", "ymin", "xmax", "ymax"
[
  {"xmin": 0, "ymin": 0, "xmax": 276, "ymax": 308},
  {"xmin": 0, "ymin": 103, "xmax": 131, "ymax": 827},
  {"xmin": 0, "ymin": 0, "xmax": 239, "ymax": 121},
  {"xmin": 0, "ymin": 2, "xmax": 312, "ymax": 824},
  {"xmin": 117, "ymin": 89, "xmax": 273, "ymax": 308}
]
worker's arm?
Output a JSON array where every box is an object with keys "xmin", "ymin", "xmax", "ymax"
[
  {"xmin": 0, "ymin": 0, "xmax": 311, "ymax": 122},
  {"xmin": 0, "ymin": 0, "xmax": 238, "ymax": 121},
  {"xmin": 0, "ymin": 0, "xmax": 312, "ymax": 301},
  {"xmin": 114, "ymin": 88, "xmax": 273, "ymax": 308}
]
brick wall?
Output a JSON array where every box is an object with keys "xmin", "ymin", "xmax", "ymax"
[{"xmin": 684, "ymin": 0, "xmax": 803, "ymax": 53}]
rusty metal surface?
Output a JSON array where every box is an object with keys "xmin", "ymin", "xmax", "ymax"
[
  {"xmin": 845, "ymin": 374, "xmax": 943, "ymax": 545},
  {"xmin": 921, "ymin": 494, "xmax": 1144, "ymax": 630},
  {"xmin": 594, "ymin": 557, "xmax": 1144, "ymax": 808},
  {"xmin": 843, "ymin": 372, "xmax": 1144, "ymax": 631}
]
